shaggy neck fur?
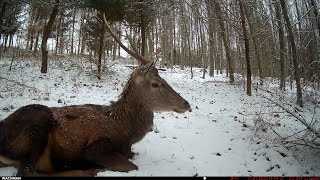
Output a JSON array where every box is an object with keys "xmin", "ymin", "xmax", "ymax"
[{"xmin": 108, "ymin": 74, "xmax": 154, "ymax": 144}]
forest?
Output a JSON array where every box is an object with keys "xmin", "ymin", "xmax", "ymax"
[{"xmin": 0, "ymin": 0, "xmax": 319, "ymax": 177}]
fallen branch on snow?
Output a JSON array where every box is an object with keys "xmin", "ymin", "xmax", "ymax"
[
  {"xmin": 262, "ymin": 96, "xmax": 320, "ymax": 139},
  {"xmin": 0, "ymin": 77, "xmax": 36, "ymax": 90}
]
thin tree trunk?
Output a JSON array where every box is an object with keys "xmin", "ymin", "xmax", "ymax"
[
  {"xmin": 29, "ymin": 32, "xmax": 34, "ymax": 51},
  {"xmin": 239, "ymin": 0, "xmax": 252, "ymax": 96},
  {"xmin": 118, "ymin": 24, "xmax": 121, "ymax": 57},
  {"xmin": 4, "ymin": 34, "xmax": 8, "ymax": 52},
  {"xmin": 77, "ymin": 10, "xmax": 84, "ymax": 55},
  {"xmin": 214, "ymin": 0, "xmax": 235, "ymax": 84},
  {"xmin": 71, "ymin": 10, "xmax": 76, "ymax": 54},
  {"xmin": 98, "ymin": 13, "xmax": 105, "ymax": 79},
  {"xmin": 207, "ymin": 0, "xmax": 215, "ymax": 77},
  {"xmin": 294, "ymin": 0, "xmax": 303, "ymax": 46},
  {"xmin": 34, "ymin": 30, "xmax": 40, "ymax": 53},
  {"xmin": 55, "ymin": 13, "xmax": 61, "ymax": 55},
  {"xmin": 0, "ymin": 0, "xmax": 7, "ymax": 56},
  {"xmin": 8, "ymin": 34, "xmax": 12, "ymax": 47},
  {"xmin": 274, "ymin": 1, "xmax": 286, "ymax": 90},
  {"xmin": 309, "ymin": 0, "xmax": 320, "ymax": 33},
  {"xmin": 59, "ymin": 14, "xmax": 65, "ymax": 54},
  {"xmin": 243, "ymin": 3, "xmax": 264, "ymax": 80},
  {"xmin": 0, "ymin": 1, "xmax": 7, "ymax": 35},
  {"xmin": 217, "ymin": 30, "xmax": 223, "ymax": 74},
  {"xmin": 279, "ymin": 0, "xmax": 303, "ymax": 107},
  {"xmin": 41, "ymin": 0, "xmax": 59, "ymax": 73},
  {"xmin": 140, "ymin": 15, "xmax": 146, "ymax": 57}
]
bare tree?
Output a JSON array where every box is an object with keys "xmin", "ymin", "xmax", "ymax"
[
  {"xmin": 213, "ymin": 0, "xmax": 235, "ymax": 84},
  {"xmin": 274, "ymin": 0, "xmax": 286, "ymax": 90},
  {"xmin": 239, "ymin": 0, "xmax": 252, "ymax": 96},
  {"xmin": 279, "ymin": 0, "xmax": 303, "ymax": 107},
  {"xmin": 41, "ymin": 0, "xmax": 59, "ymax": 73}
]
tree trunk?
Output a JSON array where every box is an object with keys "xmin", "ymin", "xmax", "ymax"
[
  {"xmin": 55, "ymin": 12, "xmax": 61, "ymax": 55},
  {"xmin": 239, "ymin": 0, "xmax": 252, "ymax": 96},
  {"xmin": 217, "ymin": 30, "xmax": 223, "ymax": 74},
  {"xmin": 59, "ymin": 14, "xmax": 65, "ymax": 54},
  {"xmin": 206, "ymin": 0, "xmax": 215, "ymax": 77},
  {"xmin": 279, "ymin": 0, "xmax": 303, "ymax": 107},
  {"xmin": 4, "ymin": 34, "xmax": 8, "ymax": 52},
  {"xmin": 77, "ymin": 10, "xmax": 84, "ymax": 55},
  {"xmin": 8, "ymin": 34, "xmax": 12, "ymax": 47},
  {"xmin": 118, "ymin": 24, "xmax": 121, "ymax": 57},
  {"xmin": 243, "ymin": 3, "xmax": 264, "ymax": 80},
  {"xmin": 71, "ymin": 10, "xmax": 76, "ymax": 55},
  {"xmin": 214, "ymin": 1, "xmax": 235, "ymax": 84},
  {"xmin": 34, "ymin": 30, "xmax": 40, "ymax": 53},
  {"xmin": 309, "ymin": 0, "xmax": 320, "ymax": 33},
  {"xmin": 29, "ymin": 33, "xmax": 34, "ymax": 51},
  {"xmin": 41, "ymin": 0, "xmax": 59, "ymax": 73},
  {"xmin": 0, "ymin": 1, "xmax": 7, "ymax": 34},
  {"xmin": 98, "ymin": 13, "xmax": 105, "ymax": 79},
  {"xmin": 140, "ymin": 15, "xmax": 146, "ymax": 57},
  {"xmin": 274, "ymin": 0, "xmax": 286, "ymax": 91}
]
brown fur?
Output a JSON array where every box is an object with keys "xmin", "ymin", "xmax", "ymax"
[
  {"xmin": 0, "ymin": 64, "xmax": 191, "ymax": 176},
  {"xmin": 0, "ymin": 104, "xmax": 55, "ymax": 176}
]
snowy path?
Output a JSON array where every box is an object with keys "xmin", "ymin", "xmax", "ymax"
[{"xmin": 0, "ymin": 59, "xmax": 319, "ymax": 176}]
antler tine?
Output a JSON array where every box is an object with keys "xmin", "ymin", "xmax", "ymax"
[{"xmin": 103, "ymin": 13, "xmax": 151, "ymax": 65}]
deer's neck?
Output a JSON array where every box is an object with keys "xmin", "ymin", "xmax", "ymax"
[{"xmin": 110, "ymin": 82, "xmax": 154, "ymax": 144}]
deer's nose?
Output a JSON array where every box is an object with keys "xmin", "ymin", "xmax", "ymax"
[{"xmin": 184, "ymin": 101, "xmax": 190, "ymax": 109}]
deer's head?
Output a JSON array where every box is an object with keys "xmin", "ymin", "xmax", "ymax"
[
  {"xmin": 130, "ymin": 62, "xmax": 190, "ymax": 113},
  {"xmin": 103, "ymin": 14, "xmax": 190, "ymax": 113}
]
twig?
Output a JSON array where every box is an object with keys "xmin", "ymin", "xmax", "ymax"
[
  {"xmin": 258, "ymin": 87, "xmax": 273, "ymax": 94},
  {"xmin": 282, "ymin": 128, "xmax": 308, "ymax": 140},
  {"xmin": 0, "ymin": 77, "xmax": 36, "ymax": 90},
  {"xmin": 263, "ymin": 96, "xmax": 320, "ymax": 139},
  {"xmin": 285, "ymin": 141, "xmax": 320, "ymax": 149}
]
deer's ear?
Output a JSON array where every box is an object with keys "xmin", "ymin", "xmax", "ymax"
[{"xmin": 133, "ymin": 70, "xmax": 145, "ymax": 84}]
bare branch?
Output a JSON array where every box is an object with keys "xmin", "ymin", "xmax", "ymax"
[
  {"xmin": 0, "ymin": 77, "xmax": 36, "ymax": 90},
  {"xmin": 263, "ymin": 96, "xmax": 320, "ymax": 139}
]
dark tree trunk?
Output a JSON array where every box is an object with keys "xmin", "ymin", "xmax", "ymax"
[
  {"xmin": 41, "ymin": 0, "xmax": 59, "ymax": 73},
  {"xmin": 239, "ymin": 0, "xmax": 252, "ymax": 96},
  {"xmin": 274, "ymin": 1, "xmax": 286, "ymax": 90},
  {"xmin": 309, "ymin": 0, "xmax": 320, "ymax": 33},
  {"xmin": 279, "ymin": 0, "xmax": 303, "ymax": 107},
  {"xmin": 8, "ymin": 34, "xmax": 13, "ymax": 47},
  {"xmin": 55, "ymin": 12, "xmax": 62, "ymax": 55},
  {"xmin": 0, "ymin": 1, "xmax": 7, "ymax": 33},
  {"xmin": 98, "ymin": 13, "xmax": 105, "ymax": 79},
  {"xmin": 29, "ymin": 33, "xmax": 34, "ymax": 51},
  {"xmin": 243, "ymin": 3, "xmax": 264, "ymax": 80},
  {"xmin": 59, "ymin": 15, "xmax": 64, "ymax": 54},
  {"xmin": 0, "ymin": 0, "xmax": 7, "ymax": 57},
  {"xmin": 140, "ymin": 15, "xmax": 146, "ymax": 57},
  {"xmin": 214, "ymin": 1, "xmax": 235, "ymax": 84},
  {"xmin": 34, "ymin": 31, "xmax": 40, "ymax": 53},
  {"xmin": 71, "ymin": 10, "xmax": 76, "ymax": 54},
  {"xmin": 206, "ymin": 0, "xmax": 215, "ymax": 77},
  {"xmin": 4, "ymin": 34, "xmax": 8, "ymax": 51}
]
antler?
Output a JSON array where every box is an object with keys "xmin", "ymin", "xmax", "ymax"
[{"xmin": 103, "ymin": 13, "xmax": 150, "ymax": 65}]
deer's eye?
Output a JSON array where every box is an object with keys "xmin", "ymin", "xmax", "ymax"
[{"xmin": 151, "ymin": 82, "xmax": 159, "ymax": 88}]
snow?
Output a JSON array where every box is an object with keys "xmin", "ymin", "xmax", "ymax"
[{"xmin": 0, "ymin": 57, "xmax": 319, "ymax": 176}]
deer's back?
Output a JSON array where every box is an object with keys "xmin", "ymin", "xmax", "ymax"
[{"xmin": 49, "ymin": 104, "xmax": 130, "ymax": 161}]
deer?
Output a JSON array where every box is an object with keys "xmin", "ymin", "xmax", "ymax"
[{"xmin": 0, "ymin": 14, "xmax": 191, "ymax": 176}]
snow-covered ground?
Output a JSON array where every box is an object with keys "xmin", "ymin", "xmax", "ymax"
[{"xmin": 0, "ymin": 57, "xmax": 319, "ymax": 176}]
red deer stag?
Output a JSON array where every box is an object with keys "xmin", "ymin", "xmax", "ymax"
[{"xmin": 0, "ymin": 14, "xmax": 191, "ymax": 176}]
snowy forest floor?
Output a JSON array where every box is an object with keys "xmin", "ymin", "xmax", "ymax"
[{"xmin": 0, "ymin": 56, "xmax": 319, "ymax": 176}]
